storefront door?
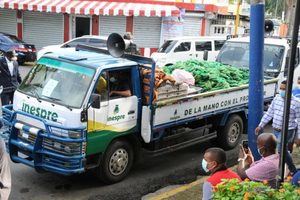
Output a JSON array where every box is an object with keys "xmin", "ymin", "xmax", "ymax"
[{"xmin": 75, "ymin": 16, "xmax": 91, "ymax": 37}]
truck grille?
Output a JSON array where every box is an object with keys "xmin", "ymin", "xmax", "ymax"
[{"xmin": 17, "ymin": 130, "xmax": 83, "ymax": 156}]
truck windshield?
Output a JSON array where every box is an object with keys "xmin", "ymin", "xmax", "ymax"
[
  {"xmin": 216, "ymin": 42, "xmax": 285, "ymax": 72},
  {"xmin": 19, "ymin": 57, "xmax": 95, "ymax": 108},
  {"xmin": 158, "ymin": 40, "xmax": 177, "ymax": 53}
]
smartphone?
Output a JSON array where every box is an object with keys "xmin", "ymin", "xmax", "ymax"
[{"xmin": 242, "ymin": 140, "xmax": 249, "ymax": 153}]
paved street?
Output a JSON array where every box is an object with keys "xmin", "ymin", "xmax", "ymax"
[
  {"xmin": 2, "ymin": 65, "xmax": 239, "ymax": 200},
  {"xmin": 10, "ymin": 142, "xmax": 240, "ymax": 200}
]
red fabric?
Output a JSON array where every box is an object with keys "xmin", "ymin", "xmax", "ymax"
[
  {"xmin": 0, "ymin": 1, "xmax": 180, "ymax": 17},
  {"xmin": 207, "ymin": 169, "xmax": 241, "ymax": 186}
]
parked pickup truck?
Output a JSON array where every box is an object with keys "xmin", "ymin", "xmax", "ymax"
[
  {"xmin": 1, "ymin": 34, "xmax": 277, "ymax": 184},
  {"xmin": 216, "ymin": 36, "xmax": 300, "ymax": 87}
]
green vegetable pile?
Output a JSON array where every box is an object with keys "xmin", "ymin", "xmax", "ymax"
[{"xmin": 163, "ymin": 60, "xmax": 249, "ymax": 92}]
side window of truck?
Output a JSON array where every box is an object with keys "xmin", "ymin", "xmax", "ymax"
[
  {"xmin": 108, "ymin": 69, "xmax": 132, "ymax": 99},
  {"xmin": 214, "ymin": 40, "xmax": 225, "ymax": 51},
  {"xmin": 195, "ymin": 41, "xmax": 212, "ymax": 51},
  {"xmin": 95, "ymin": 72, "xmax": 109, "ymax": 102},
  {"xmin": 174, "ymin": 42, "xmax": 191, "ymax": 52}
]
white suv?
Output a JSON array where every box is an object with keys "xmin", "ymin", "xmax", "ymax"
[
  {"xmin": 151, "ymin": 36, "xmax": 226, "ymax": 67},
  {"xmin": 37, "ymin": 35, "xmax": 107, "ymax": 60}
]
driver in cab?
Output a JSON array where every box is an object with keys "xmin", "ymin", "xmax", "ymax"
[{"xmin": 109, "ymin": 71, "xmax": 132, "ymax": 98}]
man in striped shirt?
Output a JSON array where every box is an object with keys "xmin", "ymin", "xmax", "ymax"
[{"xmin": 255, "ymin": 80, "xmax": 298, "ymax": 174}]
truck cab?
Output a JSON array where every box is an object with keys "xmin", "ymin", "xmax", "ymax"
[
  {"xmin": 216, "ymin": 37, "xmax": 300, "ymax": 87},
  {"xmin": 2, "ymin": 47, "xmax": 145, "ymax": 183}
]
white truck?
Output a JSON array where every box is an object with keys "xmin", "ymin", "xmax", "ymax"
[
  {"xmin": 1, "ymin": 34, "xmax": 278, "ymax": 184},
  {"xmin": 151, "ymin": 36, "xmax": 226, "ymax": 67},
  {"xmin": 216, "ymin": 36, "xmax": 300, "ymax": 87}
]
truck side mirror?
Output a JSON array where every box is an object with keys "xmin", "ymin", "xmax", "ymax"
[
  {"xmin": 284, "ymin": 57, "xmax": 289, "ymax": 77},
  {"xmin": 284, "ymin": 49, "xmax": 291, "ymax": 77},
  {"xmin": 296, "ymin": 48, "xmax": 300, "ymax": 66},
  {"xmin": 284, "ymin": 48, "xmax": 300, "ymax": 77},
  {"xmin": 203, "ymin": 50, "xmax": 208, "ymax": 61},
  {"xmin": 91, "ymin": 94, "xmax": 101, "ymax": 109}
]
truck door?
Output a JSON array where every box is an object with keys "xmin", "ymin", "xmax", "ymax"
[
  {"xmin": 106, "ymin": 68, "xmax": 138, "ymax": 132},
  {"xmin": 171, "ymin": 41, "xmax": 192, "ymax": 63},
  {"xmin": 88, "ymin": 72, "xmax": 109, "ymax": 132}
]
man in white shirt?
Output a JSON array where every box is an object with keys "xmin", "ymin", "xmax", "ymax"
[{"xmin": 0, "ymin": 49, "xmax": 22, "ymax": 106}]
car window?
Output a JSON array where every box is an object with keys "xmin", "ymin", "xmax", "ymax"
[
  {"xmin": 174, "ymin": 42, "xmax": 191, "ymax": 52},
  {"xmin": 0, "ymin": 35, "xmax": 12, "ymax": 44},
  {"xmin": 64, "ymin": 38, "xmax": 88, "ymax": 48},
  {"xmin": 6, "ymin": 35, "xmax": 24, "ymax": 43},
  {"xmin": 214, "ymin": 40, "xmax": 225, "ymax": 51},
  {"xmin": 0, "ymin": 36, "xmax": 5, "ymax": 44},
  {"xmin": 195, "ymin": 41, "xmax": 212, "ymax": 51},
  {"xmin": 158, "ymin": 40, "xmax": 178, "ymax": 53},
  {"xmin": 88, "ymin": 38, "xmax": 106, "ymax": 48}
]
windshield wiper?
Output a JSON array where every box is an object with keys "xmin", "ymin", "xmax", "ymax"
[
  {"xmin": 42, "ymin": 96, "xmax": 73, "ymax": 111},
  {"xmin": 42, "ymin": 96, "xmax": 61, "ymax": 102},
  {"xmin": 28, "ymin": 86, "xmax": 41, "ymax": 102}
]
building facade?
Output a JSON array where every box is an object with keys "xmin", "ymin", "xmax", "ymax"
[{"xmin": 0, "ymin": 0, "xmax": 248, "ymax": 56}]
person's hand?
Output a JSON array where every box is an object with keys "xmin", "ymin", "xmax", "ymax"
[
  {"xmin": 109, "ymin": 91, "xmax": 114, "ymax": 96},
  {"xmin": 239, "ymin": 145, "xmax": 246, "ymax": 159},
  {"xmin": 245, "ymin": 148, "xmax": 254, "ymax": 166},
  {"xmin": 255, "ymin": 126, "xmax": 262, "ymax": 135}
]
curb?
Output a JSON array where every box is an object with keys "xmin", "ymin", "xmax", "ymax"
[
  {"xmin": 143, "ymin": 161, "xmax": 300, "ymax": 200},
  {"xmin": 142, "ymin": 176, "xmax": 207, "ymax": 200}
]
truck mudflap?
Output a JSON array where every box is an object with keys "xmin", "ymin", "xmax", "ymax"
[{"xmin": 1, "ymin": 105, "xmax": 86, "ymax": 175}]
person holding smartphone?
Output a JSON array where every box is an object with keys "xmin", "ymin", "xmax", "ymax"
[{"xmin": 237, "ymin": 133, "xmax": 279, "ymax": 188}]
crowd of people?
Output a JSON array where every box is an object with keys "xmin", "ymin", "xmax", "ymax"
[{"xmin": 202, "ymin": 80, "xmax": 300, "ymax": 200}]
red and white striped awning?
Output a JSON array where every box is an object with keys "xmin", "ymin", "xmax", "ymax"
[{"xmin": 0, "ymin": 0, "xmax": 180, "ymax": 17}]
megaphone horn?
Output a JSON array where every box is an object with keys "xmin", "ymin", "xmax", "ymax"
[
  {"xmin": 107, "ymin": 33, "xmax": 131, "ymax": 58},
  {"xmin": 264, "ymin": 20, "xmax": 274, "ymax": 33}
]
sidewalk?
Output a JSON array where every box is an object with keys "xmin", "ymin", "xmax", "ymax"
[{"xmin": 143, "ymin": 146, "xmax": 300, "ymax": 200}]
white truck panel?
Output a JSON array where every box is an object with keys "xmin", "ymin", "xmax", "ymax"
[{"xmin": 153, "ymin": 80, "xmax": 277, "ymax": 127}]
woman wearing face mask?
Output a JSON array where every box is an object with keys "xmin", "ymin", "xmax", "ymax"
[
  {"xmin": 202, "ymin": 148, "xmax": 241, "ymax": 200},
  {"xmin": 255, "ymin": 80, "xmax": 299, "ymax": 175}
]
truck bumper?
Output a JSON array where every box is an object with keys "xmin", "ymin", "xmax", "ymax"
[{"xmin": 1, "ymin": 105, "xmax": 86, "ymax": 175}]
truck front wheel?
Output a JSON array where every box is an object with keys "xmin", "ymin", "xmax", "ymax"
[
  {"xmin": 96, "ymin": 140, "xmax": 134, "ymax": 184},
  {"xmin": 218, "ymin": 114, "xmax": 243, "ymax": 150}
]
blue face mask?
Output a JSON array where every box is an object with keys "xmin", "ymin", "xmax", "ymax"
[
  {"xmin": 280, "ymin": 90, "xmax": 285, "ymax": 97},
  {"xmin": 202, "ymin": 159, "xmax": 209, "ymax": 173},
  {"xmin": 258, "ymin": 147, "xmax": 264, "ymax": 156},
  {"xmin": 110, "ymin": 77, "xmax": 117, "ymax": 83}
]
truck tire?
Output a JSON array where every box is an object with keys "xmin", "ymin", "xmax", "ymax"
[
  {"xmin": 218, "ymin": 114, "xmax": 243, "ymax": 150},
  {"xmin": 96, "ymin": 140, "xmax": 134, "ymax": 184}
]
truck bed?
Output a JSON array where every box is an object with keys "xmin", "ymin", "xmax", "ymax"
[{"xmin": 152, "ymin": 79, "xmax": 277, "ymax": 128}]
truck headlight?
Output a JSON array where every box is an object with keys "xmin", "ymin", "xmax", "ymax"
[{"xmin": 68, "ymin": 130, "xmax": 82, "ymax": 138}]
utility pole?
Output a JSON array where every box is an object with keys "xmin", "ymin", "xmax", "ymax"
[
  {"xmin": 275, "ymin": 0, "xmax": 279, "ymax": 18},
  {"xmin": 234, "ymin": 0, "xmax": 241, "ymax": 36},
  {"xmin": 277, "ymin": 0, "xmax": 300, "ymax": 186},
  {"xmin": 248, "ymin": 0, "xmax": 265, "ymax": 160},
  {"xmin": 286, "ymin": 0, "xmax": 297, "ymax": 36}
]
